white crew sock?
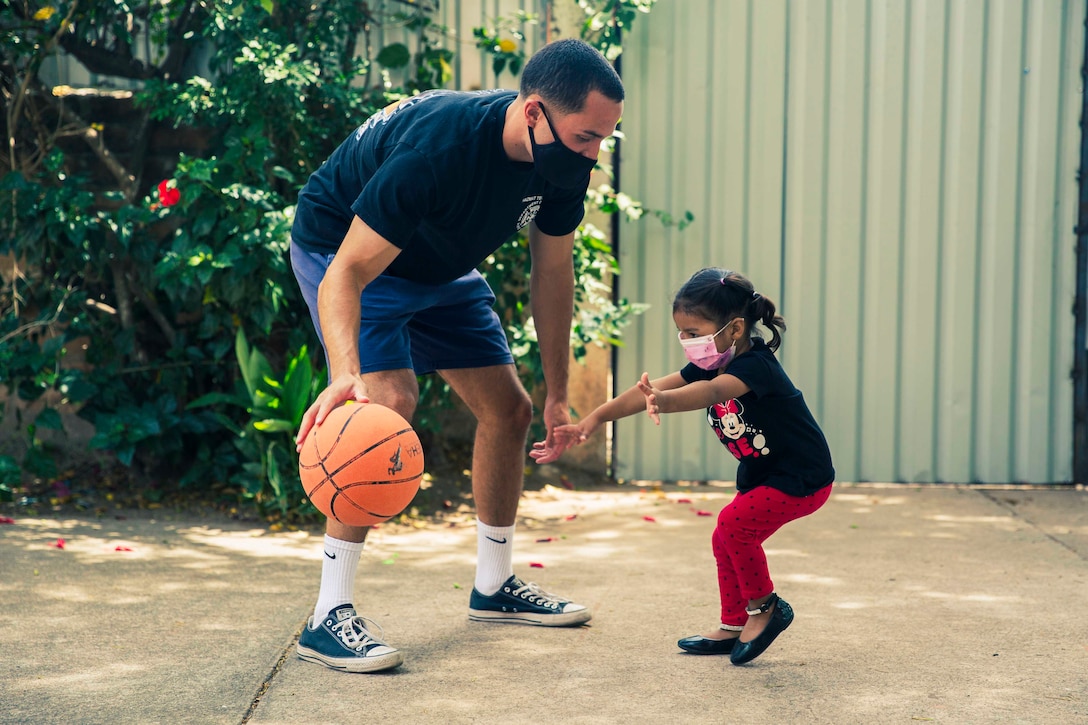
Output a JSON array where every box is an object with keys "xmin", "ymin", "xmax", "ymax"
[
  {"xmin": 474, "ymin": 519, "xmax": 515, "ymax": 595},
  {"xmin": 312, "ymin": 535, "xmax": 364, "ymax": 626}
]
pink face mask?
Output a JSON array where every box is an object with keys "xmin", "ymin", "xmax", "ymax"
[{"xmin": 678, "ymin": 322, "xmax": 736, "ymax": 371}]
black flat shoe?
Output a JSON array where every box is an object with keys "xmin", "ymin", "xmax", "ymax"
[
  {"xmin": 730, "ymin": 593, "xmax": 794, "ymax": 665},
  {"xmin": 677, "ymin": 634, "xmax": 738, "ymax": 655}
]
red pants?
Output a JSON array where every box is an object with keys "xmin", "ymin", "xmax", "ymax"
[{"xmin": 711, "ymin": 484, "xmax": 832, "ymax": 626}]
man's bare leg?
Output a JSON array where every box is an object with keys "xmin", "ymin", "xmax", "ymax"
[{"xmin": 441, "ymin": 365, "xmax": 590, "ymax": 626}]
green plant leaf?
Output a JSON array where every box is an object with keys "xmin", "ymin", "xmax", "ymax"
[
  {"xmin": 235, "ymin": 328, "xmax": 274, "ymax": 402},
  {"xmin": 22, "ymin": 445, "xmax": 57, "ymax": 479},
  {"xmin": 376, "ymin": 43, "xmax": 411, "ymax": 69},
  {"xmin": 187, "ymin": 391, "xmax": 246, "ymax": 410},
  {"xmin": 34, "ymin": 407, "xmax": 64, "ymax": 431},
  {"xmin": 0, "ymin": 455, "xmax": 21, "ymax": 488},
  {"xmin": 281, "ymin": 347, "xmax": 315, "ymax": 427},
  {"xmin": 253, "ymin": 419, "xmax": 295, "ymax": 433}
]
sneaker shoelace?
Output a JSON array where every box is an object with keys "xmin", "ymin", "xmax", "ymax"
[
  {"xmin": 331, "ymin": 614, "xmax": 389, "ymax": 651},
  {"xmin": 512, "ymin": 581, "xmax": 570, "ymax": 608}
]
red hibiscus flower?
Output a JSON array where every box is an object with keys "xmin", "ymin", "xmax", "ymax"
[{"xmin": 157, "ymin": 179, "xmax": 181, "ymax": 207}]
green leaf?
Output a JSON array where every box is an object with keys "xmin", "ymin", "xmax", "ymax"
[
  {"xmin": 187, "ymin": 391, "xmax": 246, "ymax": 410},
  {"xmin": 281, "ymin": 347, "xmax": 314, "ymax": 426},
  {"xmin": 0, "ymin": 455, "xmax": 22, "ymax": 487},
  {"xmin": 34, "ymin": 407, "xmax": 64, "ymax": 431},
  {"xmin": 253, "ymin": 419, "xmax": 295, "ymax": 433},
  {"xmin": 260, "ymin": 0, "xmax": 274, "ymax": 15},
  {"xmin": 266, "ymin": 447, "xmax": 285, "ymax": 499},
  {"xmin": 376, "ymin": 43, "xmax": 411, "ymax": 69},
  {"xmin": 58, "ymin": 372, "xmax": 95, "ymax": 404},
  {"xmin": 235, "ymin": 328, "xmax": 274, "ymax": 401},
  {"xmin": 22, "ymin": 446, "xmax": 57, "ymax": 479}
]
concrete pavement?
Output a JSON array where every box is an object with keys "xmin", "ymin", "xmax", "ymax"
[{"xmin": 2, "ymin": 483, "xmax": 1086, "ymax": 724}]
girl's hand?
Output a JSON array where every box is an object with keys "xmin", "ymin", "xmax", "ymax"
[
  {"xmin": 529, "ymin": 422, "xmax": 593, "ymax": 464},
  {"xmin": 636, "ymin": 372, "xmax": 663, "ymax": 425}
]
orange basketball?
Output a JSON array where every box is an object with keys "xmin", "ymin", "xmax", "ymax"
[{"xmin": 298, "ymin": 402, "xmax": 424, "ymax": 526}]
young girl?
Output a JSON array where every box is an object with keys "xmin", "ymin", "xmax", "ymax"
[{"xmin": 532, "ymin": 267, "xmax": 834, "ymax": 665}]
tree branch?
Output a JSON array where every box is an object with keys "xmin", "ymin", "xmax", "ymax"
[
  {"xmin": 50, "ymin": 91, "xmax": 139, "ymax": 201},
  {"xmin": 127, "ymin": 269, "xmax": 177, "ymax": 348},
  {"xmin": 109, "ymin": 259, "xmax": 148, "ymax": 365},
  {"xmin": 56, "ymin": 37, "xmax": 157, "ymax": 80},
  {"xmin": 0, "ymin": 283, "xmax": 76, "ymax": 346},
  {"xmin": 109, "ymin": 260, "xmax": 135, "ymax": 331}
]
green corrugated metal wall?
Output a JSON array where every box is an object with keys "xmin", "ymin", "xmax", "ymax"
[{"xmin": 616, "ymin": 0, "xmax": 1084, "ymax": 484}]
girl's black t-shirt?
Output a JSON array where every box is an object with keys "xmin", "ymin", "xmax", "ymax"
[
  {"xmin": 291, "ymin": 90, "xmax": 586, "ymax": 285},
  {"xmin": 680, "ymin": 338, "xmax": 835, "ymax": 497}
]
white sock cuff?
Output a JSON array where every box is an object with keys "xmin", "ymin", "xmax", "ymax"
[
  {"xmin": 323, "ymin": 534, "xmax": 364, "ymax": 555},
  {"xmin": 476, "ymin": 520, "xmax": 516, "ymax": 540}
]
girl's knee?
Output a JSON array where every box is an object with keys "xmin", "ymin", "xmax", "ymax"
[
  {"xmin": 715, "ymin": 516, "xmax": 764, "ymax": 548},
  {"xmin": 715, "ymin": 508, "xmax": 744, "ymax": 537}
]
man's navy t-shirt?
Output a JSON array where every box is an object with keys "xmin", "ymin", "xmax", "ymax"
[
  {"xmin": 291, "ymin": 89, "xmax": 587, "ymax": 285},
  {"xmin": 680, "ymin": 338, "xmax": 835, "ymax": 497}
]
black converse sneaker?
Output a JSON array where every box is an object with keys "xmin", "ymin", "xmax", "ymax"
[
  {"xmin": 296, "ymin": 604, "xmax": 403, "ymax": 673},
  {"xmin": 468, "ymin": 575, "xmax": 592, "ymax": 626}
]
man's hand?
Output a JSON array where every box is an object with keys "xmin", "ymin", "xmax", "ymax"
[
  {"xmin": 295, "ymin": 374, "xmax": 370, "ymax": 451},
  {"xmin": 542, "ymin": 395, "xmax": 573, "ymax": 446},
  {"xmin": 529, "ymin": 421, "xmax": 595, "ymax": 464},
  {"xmin": 528, "ymin": 396, "xmax": 575, "ymax": 464}
]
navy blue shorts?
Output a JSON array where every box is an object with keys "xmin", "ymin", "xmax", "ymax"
[{"xmin": 290, "ymin": 241, "xmax": 515, "ymax": 376}]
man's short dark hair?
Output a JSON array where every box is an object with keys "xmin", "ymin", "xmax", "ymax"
[{"xmin": 520, "ymin": 38, "xmax": 624, "ymax": 114}]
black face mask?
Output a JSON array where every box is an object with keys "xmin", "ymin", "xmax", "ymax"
[{"xmin": 528, "ymin": 103, "xmax": 597, "ymax": 189}]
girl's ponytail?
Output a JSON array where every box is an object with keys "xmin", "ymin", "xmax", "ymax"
[{"xmin": 747, "ymin": 291, "xmax": 787, "ymax": 353}]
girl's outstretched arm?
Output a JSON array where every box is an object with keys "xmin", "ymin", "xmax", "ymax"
[{"xmin": 530, "ymin": 371, "xmax": 688, "ymax": 463}]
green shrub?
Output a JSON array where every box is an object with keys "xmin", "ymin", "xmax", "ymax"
[{"xmin": 1, "ymin": 0, "xmax": 670, "ymax": 519}]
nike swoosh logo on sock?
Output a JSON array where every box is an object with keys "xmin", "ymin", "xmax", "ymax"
[
  {"xmin": 324, "ymin": 551, "xmax": 337, "ymax": 559},
  {"xmin": 485, "ymin": 536, "xmax": 508, "ymax": 544}
]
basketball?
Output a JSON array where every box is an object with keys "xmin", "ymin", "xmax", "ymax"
[{"xmin": 298, "ymin": 402, "xmax": 424, "ymax": 526}]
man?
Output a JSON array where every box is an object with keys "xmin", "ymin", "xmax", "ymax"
[{"xmin": 289, "ymin": 38, "xmax": 624, "ymax": 673}]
